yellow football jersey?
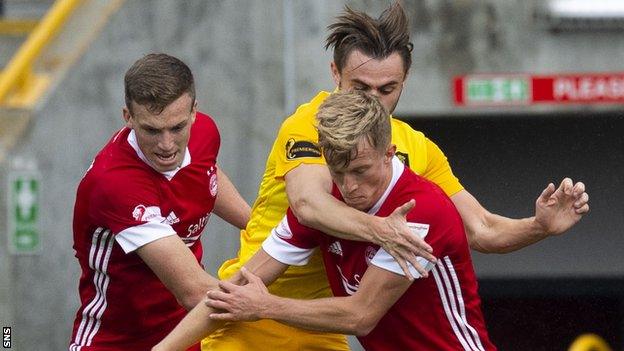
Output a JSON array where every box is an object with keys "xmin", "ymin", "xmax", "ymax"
[{"xmin": 218, "ymin": 91, "xmax": 463, "ymax": 298}]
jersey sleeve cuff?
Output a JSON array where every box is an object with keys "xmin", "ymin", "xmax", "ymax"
[
  {"xmin": 262, "ymin": 231, "xmax": 315, "ymax": 266},
  {"xmin": 370, "ymin": 248, "xmax": 434, "ymax": 279},
  {"xmin": 115, "ymin": 221, "xmax": 177, "ymax": 253},
  {"xmin": 371, "ymin": 222, "xmax": 433, "ymax": 279}
]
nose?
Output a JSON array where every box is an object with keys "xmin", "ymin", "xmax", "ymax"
[
  {"xmin": 367, "ymin": 89, "xmax": 381, "ymax": 99},
  {"xmin": 158, "ymin": 131, "xmax": 175, "ymax": 151},
  {"xmin": 343, "ymin": 174, "xmax": 358, "ymax": 193}
]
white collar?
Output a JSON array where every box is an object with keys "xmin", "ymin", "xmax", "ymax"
[
  {"xmin": 127, "ymin": 129, "xmax": 191, "ymax": 180},
  {"xmin": 367, "ymin": 156, "xmax": 404, "ymax": 215}
]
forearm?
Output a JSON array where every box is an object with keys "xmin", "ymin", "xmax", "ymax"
[
  {"xmin": 153, "ymin": 302, "xmax": 222, "ymax": 351},
  {"xmin": 468, "ymin": 212, "xmax": 545, "ymax": 254},
  {"xmin": 213, "ymin": 168, "xmax": 251, "ymax": 229},
  {"xmin": 293, "ymin": 190, "xmax": 379, "ymax": 242},
  {"xmin": 260, "ymin": 295, "xmax": 369, "ymax": 335}
]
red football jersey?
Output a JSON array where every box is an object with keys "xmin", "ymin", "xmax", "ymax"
[
  {"xmin": 69, "ymin": 112, "xmax": 220, "ymax": 351},
  {"xmin": 263, "ymin": 157, "xmax": 496, "ymax": 351}
]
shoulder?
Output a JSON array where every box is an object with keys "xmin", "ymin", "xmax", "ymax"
[
  {"xmin": 390, "ymin": 117, "xmax": 426, "ymax": 141},
  {"xmin": 280, "ymin": 91, "xmax": 330, "ymax": 134},
  {"xmin": 192, "ymin": 111, "xmax": 220, "ymax": 137},
  {"xmin": 189, "ymin": 111, "xmax": 221, "ymax": 157},
  {"xmin": 90, "ymin": 160, "xmax": 160, "ymax": 205},
  {"xmin": 396, "ymin": 169, "xmax": 458, "ymax": 222}
]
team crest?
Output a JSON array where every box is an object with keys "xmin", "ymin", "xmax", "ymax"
[
  {"xmin": 285, "ymin": 138, "xmax": 321, "ymax": 160},
  {"xmin": 207, "ymin": 166, "xmax": 218, "ymax": 197},
  {"xmin": 364, "ymin": 246, "xmax": 378, "ymax": 265}
]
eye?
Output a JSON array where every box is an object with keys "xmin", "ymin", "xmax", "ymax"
[
  {"xmin": 379, "ymin": 86, "xmax": 395, "ymax": 95},
  {"xmin": 145, "ymin": 127, "xmax": 159, "ymax": 135}
]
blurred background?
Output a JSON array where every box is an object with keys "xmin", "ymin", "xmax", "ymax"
[{"xmin": 0, "ymin": 0, "xmax": 622, "ymax": 350}]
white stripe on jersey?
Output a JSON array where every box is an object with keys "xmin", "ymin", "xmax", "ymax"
[
  {"xmin": 443, "ymin": 256, "xmax": 485, "ymax": 351},
  {"xmin": 431, "ymin": 257, "xmax": 485, "ymax": 351},
  {"xmin": 70, "ymin": 228, "xmax": 114, "ymax": 351}
]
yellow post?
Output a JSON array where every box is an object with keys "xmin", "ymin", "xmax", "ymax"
[{"xmin": 0, "ymin": 0, "xmax": 82, "ymax": 103}]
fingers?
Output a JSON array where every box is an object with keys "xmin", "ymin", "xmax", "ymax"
[
  {"xmin": 575, "ymin": 203, "xmax": 589, "ymax": 214},
  {"xmin": 539, "ymin": 183, "xmax": 556, "ymax": 202},
  {"xmin": 209, "ymin": 312, "xmax": 236, "ymax": 321},
  {"xmin": 572, "ymin": 181, "xmax": 585, "ymax": 196},
  {"xmin": 396, "ymin": 199, "xmax": 416, "ymax": 216},
  {"xmin": 396, "ymin": 257, "xmax": 415, "ymax": 281},
  {"xmin": 405, "ymin": 254, "xmax": 428, "ymax": 279},
  {"xmin": 205, "ymin": 296, "xmax": 230, "ymax": 310},
  {"xmin": 560, "ymin": 178, "xmax": 573, "ymax": 195},
  {"xmin": 574, "ymin": 192, "xmax": 589, "ymax": 208},
  {"xmin": 406, "ymin": 235, "xmax": 434, "ymax": 256},
  {"xmin": 240, "ymin": 267, "xmax": 262, "ymax": 285},
  {"xmin": 218, "ymin": 280, "xmax": 237, "ymax": 292}
]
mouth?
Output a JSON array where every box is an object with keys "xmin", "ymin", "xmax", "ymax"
[{"xmin": 154, "ymin": 152, "xmax": 178, "ymax": 166}]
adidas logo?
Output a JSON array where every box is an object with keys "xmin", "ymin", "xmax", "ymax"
[
  {"xmin": 164, "ymin": 211, "xmax": 180, "ymax": 225},
  {"xmin": 328, "ymin": 241, "xmax": 343, "ymax": 256}
]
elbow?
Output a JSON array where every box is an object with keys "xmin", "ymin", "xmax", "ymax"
[
  {"xmin": 289, "ymin": 197, "xmax": 317, "ymax": 227},
  {"xmin": 176, "ymin": 284, "xmax": 215, "ymax": 311},
  {"xmin": 351, "ymin": 315, "xmax": 378, "ymax": 336},
  {"xmin": 345, "ymin": 311, "xmax": 378, "ymax": 336},
  {"xmin": 468, "ymin": 232, "xmax": 513, "ymax": 254},
  {"xmin": 177, "ymin": 293, "xmax": 203, "ymax": 311}
]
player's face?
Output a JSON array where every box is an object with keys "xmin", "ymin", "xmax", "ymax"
[
  {"xmin": 123, "ymin": 93, "xmax": 196, "ymax": 173},
  {"xmin": 331, "ymin": 49, "xmax": 407, "ymax": 114},
  {"xmin": 328, "ymin": 138, "xmax": 395, "ymax": 212}
]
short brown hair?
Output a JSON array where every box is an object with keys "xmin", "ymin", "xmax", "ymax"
[
  {"xmin": 124, "ymin": 53, "xmax": 195, "ymax": 114},
  {"xmin": 325, "ymin": 2, "xmax": 413, "ymax": 74},
  {"xmin": 316, "ymin": 91, "xmax": 390, "ymax": 168}
]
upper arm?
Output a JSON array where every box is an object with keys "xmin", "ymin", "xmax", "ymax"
[
  {"xmin": 284, "ymin": 163, "xmax": 333, "ymax": 208},
  {"xmin": 136, "ymin": 235, "xmax": 218, "ymax": 310},
  {"xmin": 213, "ymin": 167, "xmax": 250, "ymax": 229},
  {"xmin": 422, "ymin": 138, "xmax": 463, "ymax": 197},
  {"xmin": 350, "ymin": 265, "xmax": 412, "ymax": 332}
]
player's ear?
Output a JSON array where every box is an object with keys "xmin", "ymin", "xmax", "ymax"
[
  {"xmin": 385, "ymin": 144, "xmax": 397, "ymax": 160},
  {"xmin": 387, "ymin": 144, "xmax": 397, "ymax": 157},
  {"xmin": 122, "ymin": 107, "xmax": 133, "ymax": 128},
  {"xmin": 190, "ymin": 99, "xmax": 198, "ymax": 123},
  {"xmin": 330, "ymin": 61, "xmax": 341, "ymax": 87}
]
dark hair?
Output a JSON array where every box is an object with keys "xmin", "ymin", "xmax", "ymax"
[
  {"xmin": 124, "ymin": 53, "xmax": 195, "ymax": 115},
  {"xmin": 325, "ymin": 1, "xmax": 413, "ymax": 74}
]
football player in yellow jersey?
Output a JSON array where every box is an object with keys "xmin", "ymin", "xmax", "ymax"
[{"xmin": 156, "ymin": 2, "xmax": 589, "ymax": 351}]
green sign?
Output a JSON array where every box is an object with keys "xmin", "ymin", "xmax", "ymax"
[
  {"xmin": 7, "ymin": 172, "xmax": 41, "ymax": 254},
  {"xmin": 466, "ymin": 77, "xmax": 530, "ymax": 104}
]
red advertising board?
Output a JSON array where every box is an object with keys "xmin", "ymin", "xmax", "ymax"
[{"xmin": 454, "ymin": 73, "xmax": 624, "ymax": 106}]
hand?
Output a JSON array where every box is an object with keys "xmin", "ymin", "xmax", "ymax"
[
  {"xmin": 534, "ymin": 178, "xmax": 589, "ymax": 236},
  {"xmin": 374, "ymin": 200, "xmax": 437, "ymax": 280},
  {"xmin": 205, "ymin": 267, "xmax": 270, "ymax": 322}
]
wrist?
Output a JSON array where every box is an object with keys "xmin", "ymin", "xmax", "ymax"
[
  {"xmin": 260, "ymin": 294, "xmax": 281, "ymax": 320},
  {"xmin": 365, "ymin": 215, "xmax": 385, "ymax": 244},
  {"xmin": 529, "ymin": 216, "xmax": 550, "ymax": 237}
]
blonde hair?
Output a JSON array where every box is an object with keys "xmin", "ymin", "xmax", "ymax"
[{"xmin": 316, "ymin": 91, "xmax": 390, "ymax": 168}]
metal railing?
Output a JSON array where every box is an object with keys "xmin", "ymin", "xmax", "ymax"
[{"xmin": 0, "ymin": 0, "xmax": 82, "ymax": 106}]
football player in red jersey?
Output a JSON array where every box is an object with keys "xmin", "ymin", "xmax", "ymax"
[{"xmin": 69, "ymin": 53, "xmax": 249, "ymax": 351}]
